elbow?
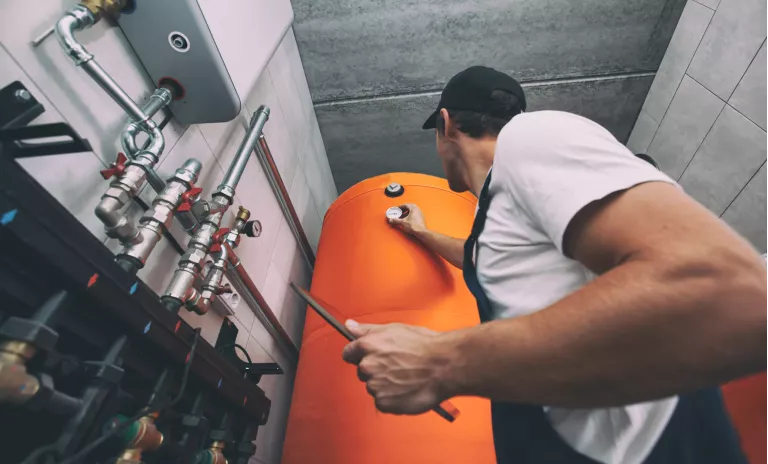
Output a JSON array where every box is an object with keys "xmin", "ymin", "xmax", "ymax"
[
  {"xmin": 664, "ymin": 246, "xmax": 765, "ymax": 309},
  {"xmin": 668, "ymin": 248, "xmax": 767, "ymax": 373},
  {"xmin": 711, "ymin": 249, "xmax": 766, "ymax": 322}
]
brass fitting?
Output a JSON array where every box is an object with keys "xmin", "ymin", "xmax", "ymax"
[
  {"xmin": 199, "ymin": 441, "xmax": 228, "ymax": 464},
  {"xmin": 80, "ymin": 0, "xmax": 128, "ymax": 20},
  {"xmin": 115, "ymin": 413, "xmax": 164, "ymax": 463},
  {"xmin": 0, "ymin": 341, "xmax": 39, "ymax": 405},
  {"xmin": 236, "ymin": 206, "xmax": 251, "ymax": 222}
]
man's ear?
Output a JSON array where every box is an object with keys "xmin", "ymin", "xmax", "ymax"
[{"xmin": 439, "ymin": 108, "xmax": 456, "ymax": 140}]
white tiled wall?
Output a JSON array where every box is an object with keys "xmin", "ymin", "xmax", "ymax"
[
  {"xmin": 627, "ymin": 0, "xmax": 767, "ymax": 252},
  {"xmin": 0, "ymin": 4, "xmax": 335, "ymax": 462}
]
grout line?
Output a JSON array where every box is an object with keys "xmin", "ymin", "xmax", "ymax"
[
  {"xmin": 686, "ymin": 73, "xmax": 726, "ymax": 104},
  {"xmin": 719, "ymin": 159, "xmax": 766, "ymax": 218},
  {"xmin": 690, "ymin": 0, "xmax": 716, "ymax": 12},
  {"xmin": 314, "ymin": 71, "xmax": 657, "ymax": 107},
  {"xmin": 723, "ymin": 102, "xmax": 766, "ymax": 132},
  {"xmin": 644, "ymin": 111, "xmax": 663, "ymax": 153},
  {"xmin": 725, "ymin": 38, "xmax": 766, "ymax": 102},
  {"xmin": 653, "ymin": 7, "xmax": 716, "ymax": 130},
  {"xmin": 198, "ymin": 121, "xmax": 231, "ymax": 177},
  {"xmin": 676, "ymin": 103, "xmax": 726, "ymax": 182}
]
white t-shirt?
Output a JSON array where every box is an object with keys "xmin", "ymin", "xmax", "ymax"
[{"xmin": 476, "ymin": 111, "xmax": 679, "ymax": 464}]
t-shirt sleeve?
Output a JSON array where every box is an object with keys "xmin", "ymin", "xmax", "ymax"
[{"xmin": 494, "ymin": 112, "xmax": 678, "ymax": 254}]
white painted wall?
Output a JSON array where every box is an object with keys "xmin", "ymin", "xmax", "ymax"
[{"xmin": 0, "ymin": 2, "xmax": 337, "ymax": 462}]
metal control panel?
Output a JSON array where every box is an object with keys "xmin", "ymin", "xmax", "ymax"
[{"xmin": 117, "ymin": 0, "xmax": 240, "ymax": 124}]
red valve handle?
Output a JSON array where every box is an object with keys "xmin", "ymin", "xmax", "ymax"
[
  {"xmin": 100, "ymin": 152, "xmax": 128, "ymax": 180},
  {"xmin": 209, "ymin": 228, "xmax": 231, "ymax": 253},
  {"xmin": 177, "ymin": 185, "xmax": 203, "ymax": 212}
]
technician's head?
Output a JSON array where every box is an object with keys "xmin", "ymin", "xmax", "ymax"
[{"xmin": 422, "ymin": 66, "xmax": 526, "ymax": 192}]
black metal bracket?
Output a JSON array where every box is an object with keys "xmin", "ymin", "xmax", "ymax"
[
  {"xmin": 215, "ymin": 317, "xmax": 283, "ymax": 384},
  {"xmin": 0, "ymin": 122, "xmax": 92, "ymax": 158},
  {"xmin": 0, "ymin": 80, "xmax": 44, "ymax": 129},
  {"xmin": 0, "ymin": 80, "xmax": 92, "ymax": 158}
]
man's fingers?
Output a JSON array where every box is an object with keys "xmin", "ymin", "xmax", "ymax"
[
  {"xmin": 345, "ymin": 319, "xmax": 379, "ymax": 338},
  {"xmin": 388, "ymin": 217, "xmax": 405, "ymax": 227},
  {"xmin": 342, "ymin": 339, "xmax": 367, "ymax": 365}
]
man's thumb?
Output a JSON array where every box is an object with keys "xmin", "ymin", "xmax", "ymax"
[{"xmin": 346, "ymin": 319, "xmax": 376, "ymax": 337}]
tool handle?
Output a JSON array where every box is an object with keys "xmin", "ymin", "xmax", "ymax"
[{"xmin": 433, "ymin": 400, "xmax": 460, "ymax": 422}]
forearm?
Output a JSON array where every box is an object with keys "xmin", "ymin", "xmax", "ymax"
[
  {"xmin": 413, "ymin": 229, "xmax": 465, "ymax": 269},
  {"xmin": 437, "ymin": 255, "xmax": 766, "ymax": 407}
]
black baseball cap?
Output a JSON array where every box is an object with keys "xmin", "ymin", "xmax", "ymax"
[{"xmin": 422, "ymin": 66, "xmax": 526, "ymax": 130}]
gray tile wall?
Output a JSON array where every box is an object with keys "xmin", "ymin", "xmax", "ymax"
[
  {"xmin": 626, "ymin": 0, "xmax": 767, "ymax": 252},
  {"xmin": 292, "ymin": 0, "xmax": 688, "ymax": 192}
]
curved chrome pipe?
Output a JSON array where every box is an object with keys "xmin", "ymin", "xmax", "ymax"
[
  {"xmin": 121, "ymin": 88, "xmax": 172, "ymax": 160},
  {"xmin": 56, "ymin": 6, "xmax": 147, "ymax": 121}
]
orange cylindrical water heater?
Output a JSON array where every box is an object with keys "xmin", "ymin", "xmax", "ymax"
[{"xmin": 281, "ymin": 173, "xmax": 496, "ymax": 464}]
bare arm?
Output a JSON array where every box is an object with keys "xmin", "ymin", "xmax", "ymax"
[
  {"xmin": 343, "ymin": 183, "xmax": 766, "ymax": 414},
  {"xmin": 389, "ymin": 204, "xmax": 465, "ymax": 269},
  {"xmin": 437, "ymin": 183, "xmax": 766, "ymax": 407}
]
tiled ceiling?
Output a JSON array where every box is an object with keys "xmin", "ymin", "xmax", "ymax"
[{"xmin": 292, "ymin": 0, "xmax": 687, "ymax": 193}]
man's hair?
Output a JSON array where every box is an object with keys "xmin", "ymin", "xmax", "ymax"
[{"xmin": 436, "ymin": 89, "xmax": 524, "ymax": 138}]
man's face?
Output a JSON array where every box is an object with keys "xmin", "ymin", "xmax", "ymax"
[{"xmin": 435, "ymin": 130, "xmax": 469, "ymax": 192}]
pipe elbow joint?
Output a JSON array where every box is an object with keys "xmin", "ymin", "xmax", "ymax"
[
  {"xmin": 55, "ymin": 6, "xmax": 95, "ymax": 65},
  {"xmin": 94, "ymin": 196, "xmax": 123, "ymax": 227}
]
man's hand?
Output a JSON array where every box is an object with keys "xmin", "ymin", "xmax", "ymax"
[
  {"xmin": 341, "ymin": 320, "xmax": 453, "ymax": 414},
  {"xmin": 388, "ymin": 203, "xmax": 466, "ymax": 269},
  {"xmin": 388, "ymin": 203, "xmax": 427, "ymax": 236}
]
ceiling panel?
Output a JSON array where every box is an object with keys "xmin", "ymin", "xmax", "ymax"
[
  {"xmin": 293, "ymin": 0, "xmax": 684, "ymax": 101},
  {"xmin": 292, "ymin": 0, "xmax": 685, "ymax": 194},
  {"xmin": 318, "ymin": 75, "xmax": 653, "ymax": 193}
]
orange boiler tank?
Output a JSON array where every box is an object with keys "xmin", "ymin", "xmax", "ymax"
[{"xmin": 281, "ymin": 173, "xmax": 496, "ymax": 464}]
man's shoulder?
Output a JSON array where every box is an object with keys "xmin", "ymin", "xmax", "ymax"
[
  {"xmin": 501, "ymin": 111, "xmax": 601, "ymax": 136},
  {"xmin": 498, "ymin": 110, "xmax": 621, "ymax": 153}
]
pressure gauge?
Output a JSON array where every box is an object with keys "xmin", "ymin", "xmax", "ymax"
[{"xmin": 385, "ymin": 206, "xmax": 406, "ymax": 220}]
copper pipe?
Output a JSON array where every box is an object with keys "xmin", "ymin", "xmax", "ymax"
[
  {"xmin": 226, "ymin": 250, "xmax": 299, "ymax": 365},
  {"xmin": 255, "ymin": 135, "xmax": 316, "ymax": 269}
]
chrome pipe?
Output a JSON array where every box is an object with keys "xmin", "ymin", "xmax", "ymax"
[
  {"xmin": 188, "ymin": 243, "xmax": 229, "ymax": 315},
  {"xmin": 162, "ymin": 196, "xmax": 229, "ymax": 309},
  {"xmin": 118, "ymin": 159, "xmax": 202, "ymax": 269},
  {"xmin": 55, "ymin": 7, "xmax": 95, "ymax": 65},
  {"xmin": 226, "ymin": 251, "xmax": 299, "ymax": 365},
  {"xmin": 81, "ymin": 60, "xmax": 147, "ymax": 121},
  {"xmin": 121, "ymin": 88, "xmax": 172, "ymax": 159},
  {"xmin": 216, "ymin": 106, "xmax": 270, "ymax": 201},
  {"xmin": 121, "ymin": 123, "xmax": 141, "ymax": 159},
  {"xmin": 56, "ymin": 6, "xmax": 148, "ymax": 122},
  {"xmin": 255, "ymin": 135, "xmax": 316, "ymax": 268},
  {"xmin": 95, "ymin": 164, "xmax": 148, "ymax": 244},
  {"xmin": 139, "ymin": 88, "xmax": 173, "ymax": 126}
]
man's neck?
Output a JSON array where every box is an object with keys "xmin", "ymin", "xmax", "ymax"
[{"xmin": 464, "ymin": 138, "xmax": 497, "ymax": 197}]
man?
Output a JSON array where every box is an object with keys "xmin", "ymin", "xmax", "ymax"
[{"xmin": 341, "ymin": 66, "xmax": 766, "ymax": 463}]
